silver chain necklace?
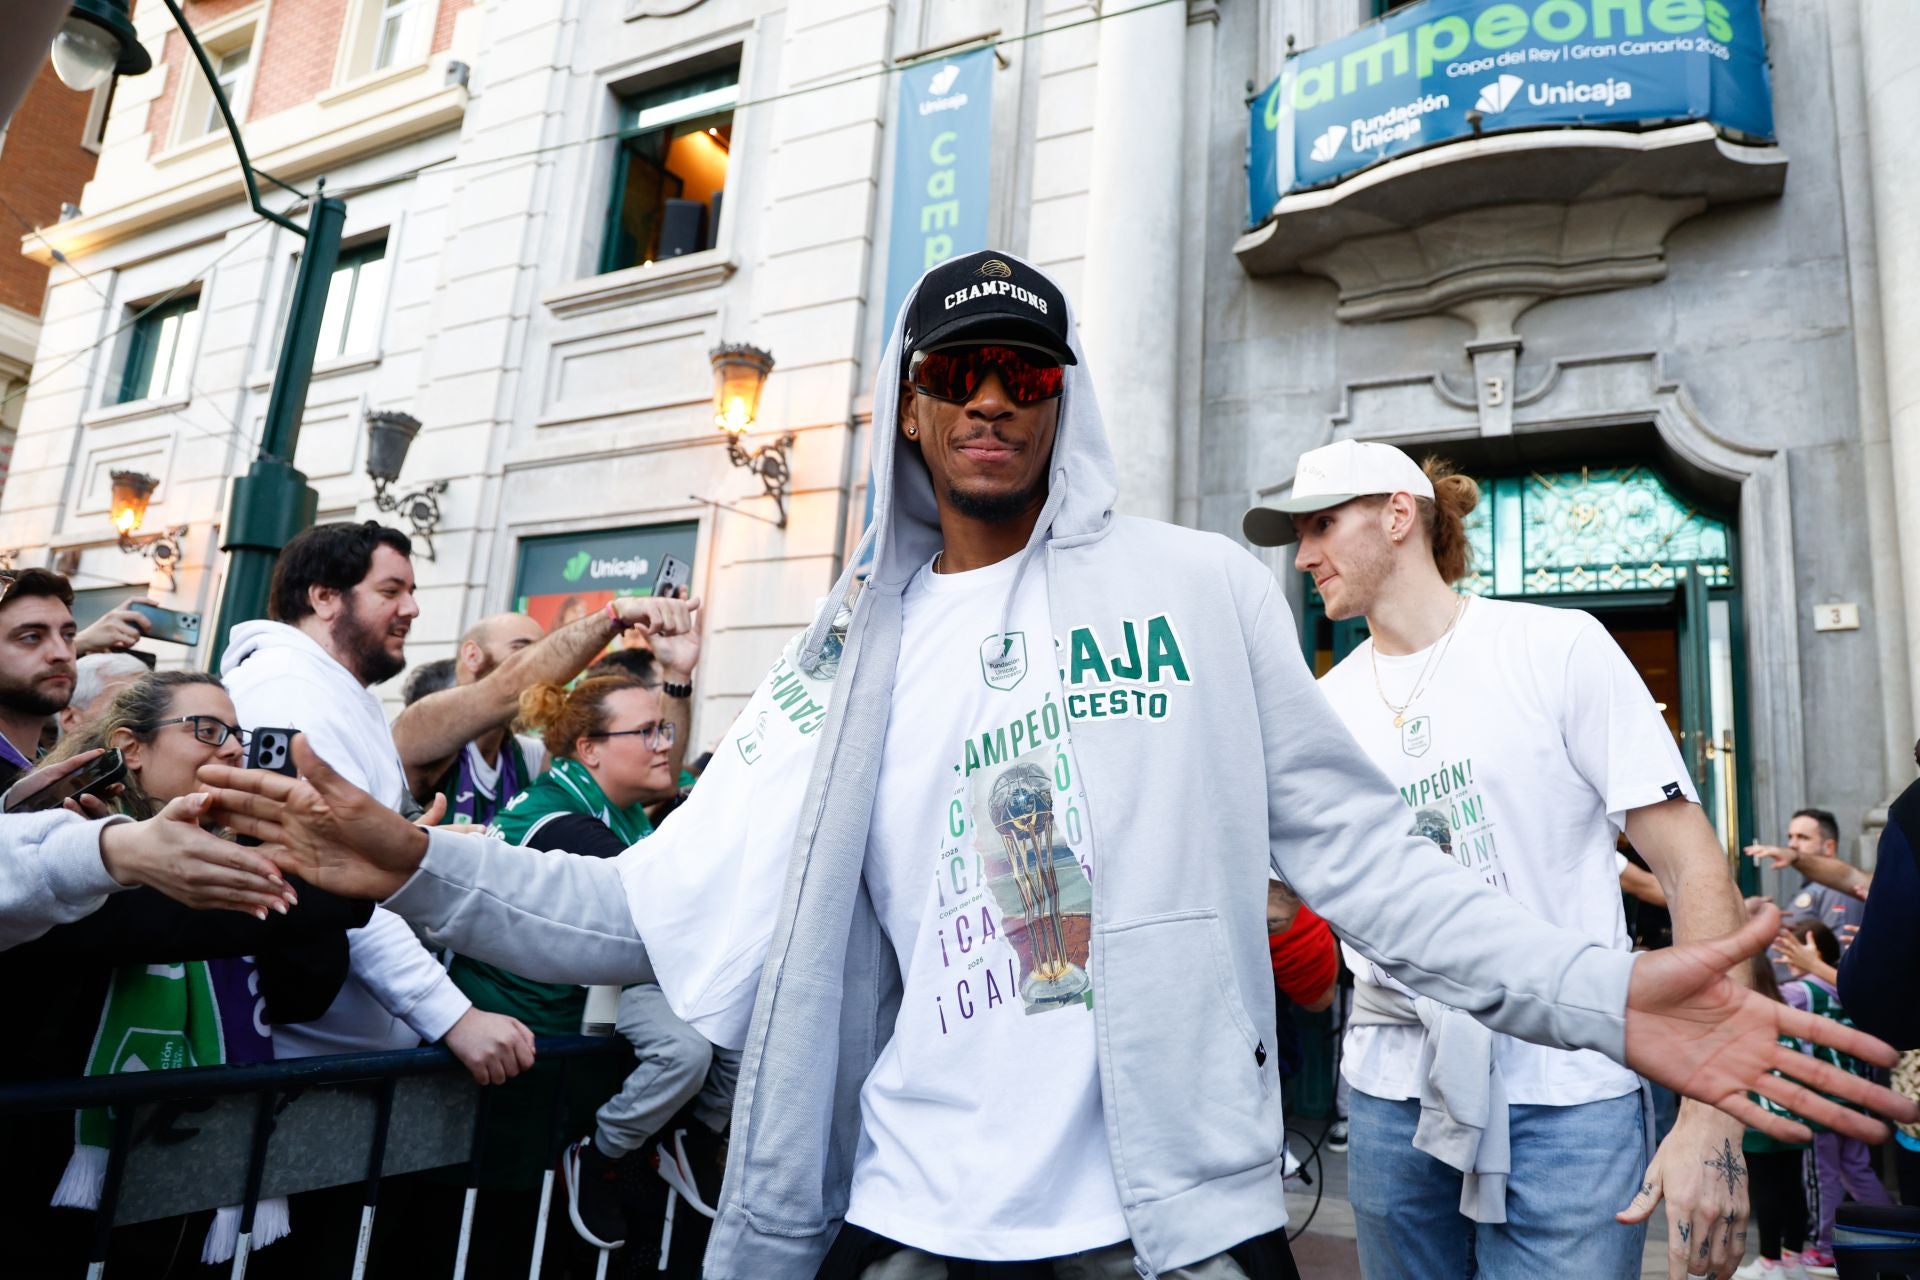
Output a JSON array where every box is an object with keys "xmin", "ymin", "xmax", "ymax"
[{"xmin": 1369, "ymin": 595, "xmax": 1468, "ymax": 727}]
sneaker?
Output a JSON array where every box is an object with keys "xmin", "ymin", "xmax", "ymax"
[
  {"xmin": 1797, "ymin": 1246, "xmax": 1837, "ymax": 1277},
  {"xmin": 562, "ymin": 1136, "xmax": 628, "ymax": 1250},
  {"xmin": 1324, "ymin": 1120, "xmax": 1349, "ymax": 1153}
]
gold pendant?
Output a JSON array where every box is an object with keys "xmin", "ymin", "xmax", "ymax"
[{"xmin": 1392, "ymin": 713, "xmax": 1405, "ymax": 728}]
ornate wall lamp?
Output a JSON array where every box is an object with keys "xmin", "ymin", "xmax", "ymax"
[
  {"xmin": 709, "ymin": 343, "xmax": 794, "ymax": 528},
  {"xmin": 109, "ymin": 469, "xmax": 187, "ymax": 587},
  {"xmin": 365, "ymin": 410, "xmax": 449, "ymax": 560}
]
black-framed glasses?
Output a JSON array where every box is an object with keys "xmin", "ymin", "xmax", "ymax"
[
  {"xmin": 585, "ymin": 720, "xmax": 676, "ymax": 749},
  {"xmin": 150, "ymin": 715, "xmax": 250, "ymax": 748}
]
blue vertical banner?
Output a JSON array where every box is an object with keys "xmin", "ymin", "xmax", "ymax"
[{"xmin": 884, "ymin": 49, "xmax": 995, "ymax": 331}]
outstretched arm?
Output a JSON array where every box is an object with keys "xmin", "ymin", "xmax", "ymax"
[
  {"xmin": 388, "ymin": 830, "xmax": 649, "ymax": 985},
  {"xmin": 391, "ymin": 596, "xmax": 699, "ymax": 796},
  {"xmin": 1745, "ymin": 842, "xmax": 1871, "ymax": 899}
]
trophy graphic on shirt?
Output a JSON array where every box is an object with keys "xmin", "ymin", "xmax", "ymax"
[{"xmin": 988, "ymin": 763, "xmax": 1090, "ymax": 1008}]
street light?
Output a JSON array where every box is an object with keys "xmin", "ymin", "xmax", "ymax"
[
  {"xmin": 709, "ymin": 343, "xmax": 795, "ymax": 528},
  {"xmin": 49, "ymin": 0, "xmax": 149, "ymax": 92},
  {"xmin": 365, "ymin": 410, "xmax": 448, "ymax": 561},
  {"xmin": 109, "ymin": 469, "xmax": 187, "ymax": 586}
]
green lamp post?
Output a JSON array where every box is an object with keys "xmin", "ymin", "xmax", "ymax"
[{"xmin": 49, "ymin": 0, "xmax": 345, "ymax": 666}]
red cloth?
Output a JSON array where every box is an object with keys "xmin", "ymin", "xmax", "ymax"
[{"xmin": 1269, "ymin": 902, "xmax": 1337, "ymax": 1007}]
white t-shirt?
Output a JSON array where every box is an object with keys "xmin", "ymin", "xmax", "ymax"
[
  {"xmin": 846, "ymin": 552, "xmax": 1123, "ymax": 1259},
  {"xmin": 1319, "ymin": 596, "xmax": 1694, "ymax": 1107}
]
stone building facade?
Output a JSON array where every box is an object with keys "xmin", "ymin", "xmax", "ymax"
[{"xmin": 6, "ymin": 0, "xmax": 1917, "ymax": 869}]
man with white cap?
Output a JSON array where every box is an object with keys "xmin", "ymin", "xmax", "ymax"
[{"xmin": 1245, "ymin": 440, "xmax": 1754, "ymax": 1280}]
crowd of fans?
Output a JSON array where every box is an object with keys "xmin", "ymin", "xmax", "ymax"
[
  {"xmin": 2, "ymin": 505, "xmax": 1918, "ymax": 1279},
  {"xmin": 0, "ymin": 532, "xmax": 720, "ymax": 1277}
]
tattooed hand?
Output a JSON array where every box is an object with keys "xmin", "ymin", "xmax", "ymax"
[{"xmin": 1617, "ymin": 1105, "xmax": 1748, "ymax": 1280}]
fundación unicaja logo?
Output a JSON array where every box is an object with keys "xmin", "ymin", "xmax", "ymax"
[
  {"xmin": 928, "ymin": 63, "xmax": 961, "ymax": 96},
  {"xmin": 1310, "ymin": 124, "xmax": 1348, "ymax": 162},
  {"xmin": 562, "ymin": 551, "xmax": 591, "ymax": 583},
  {"xmin": 1475, "ymin": 74, "xmax": 1524, "ymax": 114}
]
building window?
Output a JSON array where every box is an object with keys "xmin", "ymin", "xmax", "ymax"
[
  {"xmin": 339, "ymin": 0, "xmax": 432, "ymax": 82},
  {"xmin": 374, "ymin": 0, "xmax": 431, "ymax": 71},
  {"xmin": 174, "ymin": 25, "xmax": 255, "ymax": 145},
  {"xmin": 82, "ymin": 78, "xmax": 115, "ymax": 153},
  {"xmin": 600, "ymin": 66, "xmax": 739, "ymax": 275},
  {"xmin": 314, "ymin": 238, "xmax": 390, "ymax": 359},
  {"xmin": 1369, "ymin": 0, "xmax": 1417, "ymax": 14},
  {"xmin": 117, "ymin": 295, "xmax": 201, "ymax": 404}
]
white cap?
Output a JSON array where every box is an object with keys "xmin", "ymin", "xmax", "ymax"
[{"xmin": 1242, "ymin": 439, "xmax": 1434, "ymax": 547}]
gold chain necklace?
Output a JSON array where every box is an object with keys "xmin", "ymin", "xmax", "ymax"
[{"xmin": 1370, "ymin": 596, "xmax": 1468, "ymax": 728}]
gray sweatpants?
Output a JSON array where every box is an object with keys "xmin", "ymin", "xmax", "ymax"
[{"xmin": 594, "ymin": 983, "xmax": 740, "ymax": 1156}]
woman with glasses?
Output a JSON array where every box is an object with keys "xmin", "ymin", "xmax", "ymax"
[
  {"xmin": 3, "ymin": 671, "xmax": 369, "ymax": 1274},
  {"xmin": 440, "ymin": 676, "xmax": 727, "ymax": 1269}
]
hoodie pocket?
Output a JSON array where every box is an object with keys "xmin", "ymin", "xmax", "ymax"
[{"xmin": 1098, "ymin": 909, "xmax": 1279, "ymax": 1202}]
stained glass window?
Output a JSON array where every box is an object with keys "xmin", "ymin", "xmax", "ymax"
[{"xmin": 1459, "ymin": 466, "xmax": 1733, "ymax": 597}]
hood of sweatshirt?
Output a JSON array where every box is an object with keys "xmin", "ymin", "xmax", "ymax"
[
  {"xmin": 220, "ymin": 619, "xmax": 365, "ymax": 689},
  {"xmin": 220, "ymin": 619, "xmax": 409, "ymax": 807},
  {"xmin": 798, "ymin": 251, "xmax": 1120, "ymax": 671}
]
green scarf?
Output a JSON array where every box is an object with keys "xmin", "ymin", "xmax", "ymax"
[
  {"xmin": 53, "ymin": 962, "xmax": 226, "ymax": 1206},
  {"xmin": 489, "ymin": 756, "xmax": 654, "ymax": 848}
]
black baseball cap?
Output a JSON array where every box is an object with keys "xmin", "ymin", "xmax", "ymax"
[{"xmin": 905, "ymin": 251, "xmax": 1076, "ymax": 364}]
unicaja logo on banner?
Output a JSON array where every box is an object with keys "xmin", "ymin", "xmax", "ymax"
[{"xmin": 920, "ymin": 63, "xmax": 970, "ymax": 115}]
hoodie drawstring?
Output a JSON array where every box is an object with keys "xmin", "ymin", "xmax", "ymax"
[{"xmin": 992, "ymin": 467, "xmax": 1071, "ymax": 656}]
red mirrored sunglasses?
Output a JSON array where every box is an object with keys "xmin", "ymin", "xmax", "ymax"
[{"xmin": 908, "ymin": 344, "xmax": 1066, "ymax": 407}]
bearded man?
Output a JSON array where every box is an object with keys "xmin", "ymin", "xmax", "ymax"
[
  {"xmin": 0, "ymin": 570, "xmax": 82, "ymax": 783},
  {"xmin": 221, "ymin": 522, "xmax": 536, "ymax": 1078}
]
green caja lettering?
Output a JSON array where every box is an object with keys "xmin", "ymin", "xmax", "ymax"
[{"xmin": 1069, "ymin": 628, "xmax": 1109, "ymax": 684}]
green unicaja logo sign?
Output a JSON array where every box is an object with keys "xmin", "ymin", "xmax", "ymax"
[
  {"xmin": 562, "ymin": 551, "xmax": 591, "ymax": 583},
  {"xmin": 1266, "ymin": 0, "xmax": 1739, "ymax": 125}
]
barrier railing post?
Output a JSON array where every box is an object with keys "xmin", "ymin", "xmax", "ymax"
[
  {"xmin": 84, "ymin": 1107, "xmax": 134, "ymax": 1280},
  {"xmin": 351, "ymin": 1078, "xmax": 397, "ymax": 1280},
  {"xmin": 527, "ymin": 1059, "xmax": 571, "ymax": 1280},
  {"xmin": 451, "ymin": 1088, "xmax": 491, "ymax": 1280},
  {"xmin": 228, "ymin": 1089, "xmax": 278, "ymax": 1279}
]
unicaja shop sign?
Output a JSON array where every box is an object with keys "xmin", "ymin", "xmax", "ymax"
[
  {"xmin": 884, "ymin": 49, "xmax": 993, "ymax": 328},
  {"xmin": 1247, "ymin": 0, "xmax": 1775, "ymax": 226}
]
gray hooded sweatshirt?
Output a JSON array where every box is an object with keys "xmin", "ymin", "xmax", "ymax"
[{"xmin": 385, "ymin": 259, "xmax": 1639, "ymax": 1277}]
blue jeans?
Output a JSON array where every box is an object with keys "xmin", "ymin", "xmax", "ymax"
[{"xmin": 1347, "ymin": 1088, "xmax": 1649, "ymax": 1279}]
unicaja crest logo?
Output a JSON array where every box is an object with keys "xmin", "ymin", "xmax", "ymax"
[
  {"xmin": 1310, "ymin": 124, "xmax": 1348, "ymax": 162},
  {"xmin": 561, "ymin": 551, "xmax": 590, "ymax": 582},
  {"xmin": 976, "ymin": 258, "xmax": 1014, "ymax": 279},
  {"xmin": 928, "ymin": 64, "xmax": 961, "ymax": 96},
  {"xmin": 1476, "ymin": 74, "xmax": 1523, "ymax": 113}
]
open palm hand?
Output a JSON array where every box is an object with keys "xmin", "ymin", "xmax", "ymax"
[
  {"xmin": 1626, "ymin": 905, "xmax": 1913, "ymax": 1142},
  {"xmin": 197, "ymin": 735, "xmax": 428, "ymax": 901}
]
